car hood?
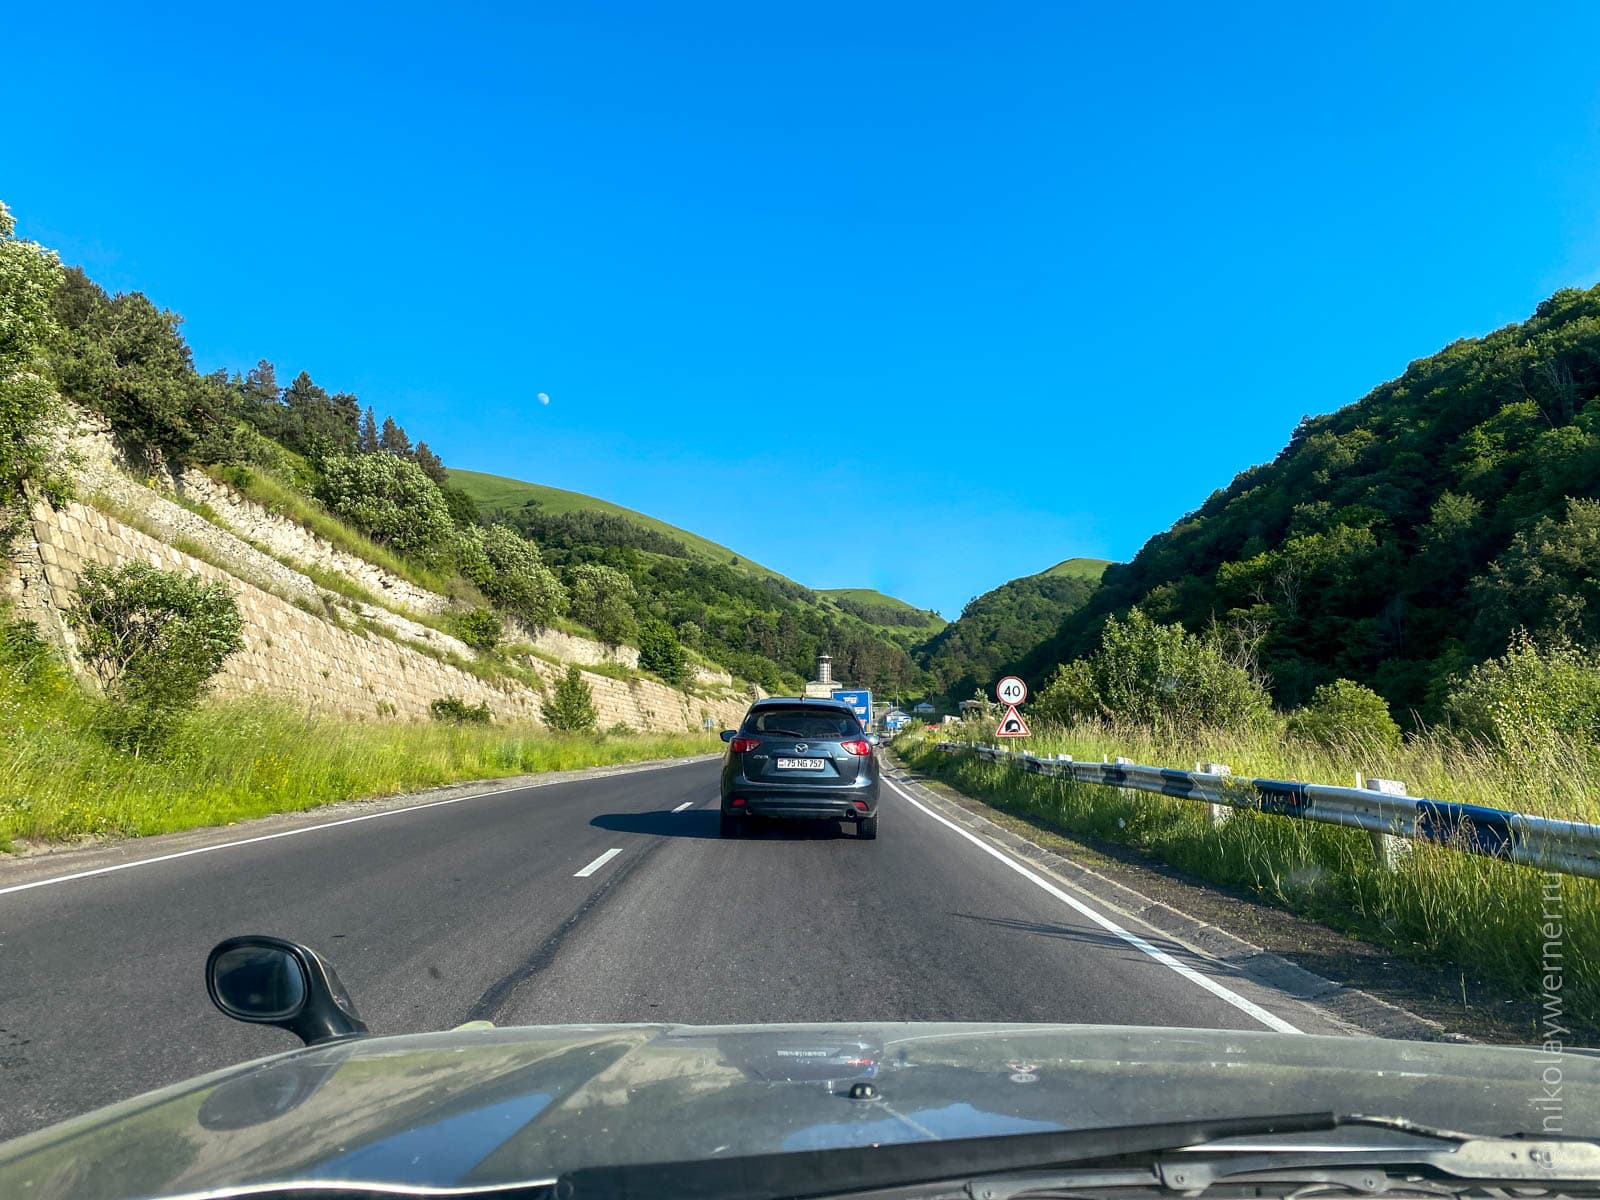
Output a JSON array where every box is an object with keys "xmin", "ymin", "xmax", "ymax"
[{"xmin": 1, "ymin": 1021, "xmax": 1594, "ymax": 1200}]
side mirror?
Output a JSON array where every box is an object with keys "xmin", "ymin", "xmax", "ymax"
[
  {"xmin": 207, "ymin": 935, "xmax": 369, "ymax": 1046},
  {"xmin": 719, "ymin": 729, "xmax": 737, "ymax": 743},
  {"xmin": 868, "ymin": 733, "xmax": 881, "ymax": 747}
]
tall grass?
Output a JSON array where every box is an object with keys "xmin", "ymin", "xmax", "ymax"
[
  {"xmin": 0, "ymin": 632, "xmax": 714, "ymax": 849},
  {"xmin": 901, "ymin": 722, "xmax": 1600, "ymax": 1032}
]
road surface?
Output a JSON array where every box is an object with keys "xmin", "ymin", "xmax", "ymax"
[{"xmin": 0, "ymin": 756, "xmax": 1348, "ymax": 1142}]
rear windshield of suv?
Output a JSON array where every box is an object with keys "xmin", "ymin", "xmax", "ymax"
[{"xmin": 747, "ymin": 708, "xmax": 862, "ymax": 737}]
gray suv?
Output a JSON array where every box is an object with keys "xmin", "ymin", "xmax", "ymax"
[{"xmin": 719, "ymin": 698, "xmax": 881, "ymax": 839}]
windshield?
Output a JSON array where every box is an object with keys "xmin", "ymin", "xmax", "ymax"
[{"xmin": 2, "ymin": 3, "xmax": 1599, "ymax": 1198}]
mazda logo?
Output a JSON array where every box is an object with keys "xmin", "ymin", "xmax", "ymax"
[{"xmin": 794, "ymin": 743, "xmax": 808, "ymax": 752}]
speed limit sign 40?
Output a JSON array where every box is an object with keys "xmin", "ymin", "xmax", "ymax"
[{"xmin": 996, "ymin": 676, "xmax": 1027, "ymax": 706}]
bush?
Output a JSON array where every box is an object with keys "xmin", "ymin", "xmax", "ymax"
[
  {"xmin": 1286, "ymin": 678, "xmax": 1402, "ymax": 750},
  {"xmin": 604, "ymin": 721, "xmax": 637, "ymax": 736},
  {"xmin": 638, "ymin": 618, "xmax": 688, "ymax": 685},
  {"xmin": 429, "ymin": 696, "xmax": 492, "ymax": 724},
  {"xmin": 453, "ymin": 607, "xmax": 502, "ymax": 652},
  {"xmin": 476, "ymin": 523, "xmax": 566, "ymax": 629},
  {"xmin": 0, "ymin": 200, "xmax": 68, "ymax": 539},
  {"xmin": 566, "ymin": 564, "xmax": 638, "ymax": 650},
  {"xmin": 315, "ymin": 453, "xmax": 455, "ymax": 567},
  {"xmin": 66, "ymin": 561, "xmax": 244, "ymax": 748},
  {"xmin": 543, "ymin": 665, "xmax": 598, "ymax": 732},
  {"xmin": 1445, "ymin": 631, "xmax": 1600, "ymax": 749},
  {"xmin": 1034, "ymin": 608, "xmax": 1272, "ymax": 732}
]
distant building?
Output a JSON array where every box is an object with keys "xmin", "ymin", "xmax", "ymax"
[
  {"xmin": 912, "ymin": 701, "xmax": 936, "ymax": 716},
  {"xmin": 804, "ymin": 653, "xmax": 837, "ymax": 699}
]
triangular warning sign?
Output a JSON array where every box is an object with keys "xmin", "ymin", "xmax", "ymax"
[{"xmin": 995, "ymin": 704, "xmax": 1031, "ymax": 737}]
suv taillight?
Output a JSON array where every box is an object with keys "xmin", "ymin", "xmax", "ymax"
[
  {"xmin": 840, "ymin": 739, "xmax": 872, "ymax": 756},
  {"xmin": 730, "ymin": 736, "xmax": 761, "ymax": 753}
]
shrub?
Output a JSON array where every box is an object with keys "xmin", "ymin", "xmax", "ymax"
[
  {"xmin": 604, "ymin": 722, "xmax": 637, "ymax": 736},
  {"xmin": 543, "ymin": 665, "xmax": 598, "ymax": 732},
  {"xmin": 566, "ymin": 563, "xmax": 638, "ymax": 650},
  {"xmin": 453, "ymin": 607, "xmax": 503, "ymax": 652},
  {"xmin": 476, "ymin": 523, "xmax": 566, "ymax": 629},
  {"xmin": 66, "ymin": 561, "xmax": 244, "ymax": 748},
  {"xmin": 1286, "ymin": 678, "xmax": 1402, "ymax": 749},
  {"xmin": 429, "ymin": 696, "xmax": 492, "ymax": 724},
  {"xmin": 638, "ymin": 618, "xmax": 688, "ymax": 685},
  {"xmin": 315, "ymin": 453, "xmax": 455, "ymax": 567},
  {"xmin": 1034, "ymin": 608, "xmax": 1272, "ymax": 732},
  {"xmin": 0, "ymin": 200, "xmax": 68, "ymax": 539},
  {"xmin": 1445, "ymin": 631, "xmax": 1600, "ymax": 749}
]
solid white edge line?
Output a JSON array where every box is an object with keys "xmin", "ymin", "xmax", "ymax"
[
  {"xmin": 0, "ymin": 758, "xmax": 710, "ymax": 899},
  {"xmin": 882, "ymin": 775, "xmax": 1302, "ymax": 1034},
  {"xmin": 671, "ymin": 801, "xmax": 694, "ymax": 813},
  {"xmin": 573, "ymin": 848, "xmax": 623, "ymax": 878}
]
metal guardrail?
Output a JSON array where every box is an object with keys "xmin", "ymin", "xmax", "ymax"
[{"xmin": 935, "ymin": 742, "xmax": 1600, "ymax": 880}]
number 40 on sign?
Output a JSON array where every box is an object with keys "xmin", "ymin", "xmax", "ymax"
[{"xmin": 995, "ymin": 676, "xmax": 1030, "ymax": 738}]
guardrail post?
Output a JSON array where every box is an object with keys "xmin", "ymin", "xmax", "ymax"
[
  {"xmin": 1198, "ymin": 762, "xmax": 1232, "ymax": 827},
  {"xmin": 1357, "ymin": 771, "xmax": 1411, "ymax": 869}
]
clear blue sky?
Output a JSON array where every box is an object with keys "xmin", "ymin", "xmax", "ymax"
[{"xmin": 6, "ymin": 2, "xmax": 1599, "ymax": 618}]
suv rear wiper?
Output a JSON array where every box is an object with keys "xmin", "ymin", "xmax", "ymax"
[{"xmin": 561, "ymin": 1113, "xmax": 1600, "ymax": 1200}]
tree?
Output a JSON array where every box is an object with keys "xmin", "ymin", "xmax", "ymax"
[
  {"xmin": 475, "ymin": 523, "xmax": 567, "ymax": 628},
  {"xmin": 442, "ymin": 485, "xmax": 481, "ymax": 529},
  {"xmin": 315, "ymin": 453, "xmax": 456, "ymax": 566},
  {"xmin": 566, "ymin": 563, "xmax": 638, "ymax": 649},
  {"xmin": 52, "ymin": 289, "xmax": 233, "ymax": 463},
  {"xmin": 379, "ymin": 415, "xmax": 411, "ymax": 457},
  {"xmin": 359, "ymin": 406, "xmax": 379, "ymax": 454},
  {"xmin": 1033, "ymin": 608, "xmax": 1273, "ymax": 731},
  {"xmin": 639, "ymin": 618, "xmax": 689, "ymax": 685},
  {"xmin": 1470, "ymin": 498, "xmax": 1600, "ymax": 652},
  {"xmin": 1445, "ymin": 632, "xmax": 1600, "ymax": 750},
  {"xmin": 413, "ymin": 441, "xmax": 447, "ymax": 484},
  {"xmin": 1286, "ymin": 679, "xmax": 1402, "ymax": 749},
  {"xmin": 0, "ymin": 199, "xmax": 67, "ymax": 538},
  {"xmin": 66, "ymin": 561, "xmax": 244, "ymax": 748},
  {"xmin": 543, "ymin": 665, "xmax": 598, "ymax": 732}
]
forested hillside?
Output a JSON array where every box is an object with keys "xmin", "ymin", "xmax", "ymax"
[
  {"xmin": 916, "ymin": 560, "xmax": 1105, "ymax": 704},
  {"xmin": 1019, "ymin": 285, "xmax": 1600, "ymax": 721},
  {"xmin": 0, "ymin": 203, "xmax": 924, "ymax": 697}
]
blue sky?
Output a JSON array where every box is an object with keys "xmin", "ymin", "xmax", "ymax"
[{"xmin": 6, "ymin": 2, "xmax": 1600, "ymax": 618}]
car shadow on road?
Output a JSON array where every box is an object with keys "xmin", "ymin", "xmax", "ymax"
[{"xmin": 590, "ymin": 811, "xmax": 851, "ymax": 841}]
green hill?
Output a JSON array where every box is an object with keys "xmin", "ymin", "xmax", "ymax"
[
  {"xmin": 1041, "ymin": 557, "xmax": 1113, "ymax": 581},
  {"xmin": 819, "ymin": 587, "xmax": 945, "ymax": 644},
  {"xmin": 449, "ymin": 469, "xmax": 791, "ymax": 582},
  {"xmin": 913, "ymin": 559, "xmax": 1106, "ymax": 704},
  {"xmin": 1018, "ymin": 282, "xmax": 1600, "ymax": 720}
]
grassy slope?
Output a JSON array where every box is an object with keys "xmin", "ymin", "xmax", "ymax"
[
  {"xmin": 0, "ymin": 640, "xmax": 716, "ymax": 848},
  {"xmin": 1039, "ymin": 557, "xmax": 1113, "ymax": 581},
  {"xmin": 450, "ymin": 468, "xmax": 793, "ymax": 583},
  {"xmin": 452, "ymin": 468, "xmax": 938, "ymax": 623}
]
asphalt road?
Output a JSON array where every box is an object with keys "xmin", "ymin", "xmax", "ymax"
[{"xmin": 0, "ymin": 756, "xmax": 1348, "ymax": 1142}]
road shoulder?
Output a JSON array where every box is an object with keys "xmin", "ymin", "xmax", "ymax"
[{"xmin": 886, "ymin": 754, "xmax": 1555, "ymax": 1045}]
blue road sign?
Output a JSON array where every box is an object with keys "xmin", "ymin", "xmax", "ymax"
[{"xmin": 832, "ymin": 689, "xmax": 873, "ymax": 729}]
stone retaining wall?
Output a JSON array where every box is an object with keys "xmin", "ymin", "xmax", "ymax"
[{"xmin": 6, "ymin": 496, "xmax": 749, "ymax": 731}]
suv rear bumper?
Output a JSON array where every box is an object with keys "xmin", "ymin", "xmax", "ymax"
[{"xmin": 721, "ymin": 776, "xmax": 879, "ymax": 820}]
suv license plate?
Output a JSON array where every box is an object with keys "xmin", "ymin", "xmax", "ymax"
[{"xmin": 776, "ymin": 757, "xmax": 826, "ymax": 770}]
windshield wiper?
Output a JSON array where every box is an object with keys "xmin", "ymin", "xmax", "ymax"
[
  {"xmin": 561, "ymin": 1113, "xmax": 1600, "ymax": 1200},
  {"xmin": 561, "ymin": 1112, "xmax": 1339, "ymax": 1200},
  {"xmin": 959, "ymin": 1116, "xmax": 1600, "ymax": 1200}
]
